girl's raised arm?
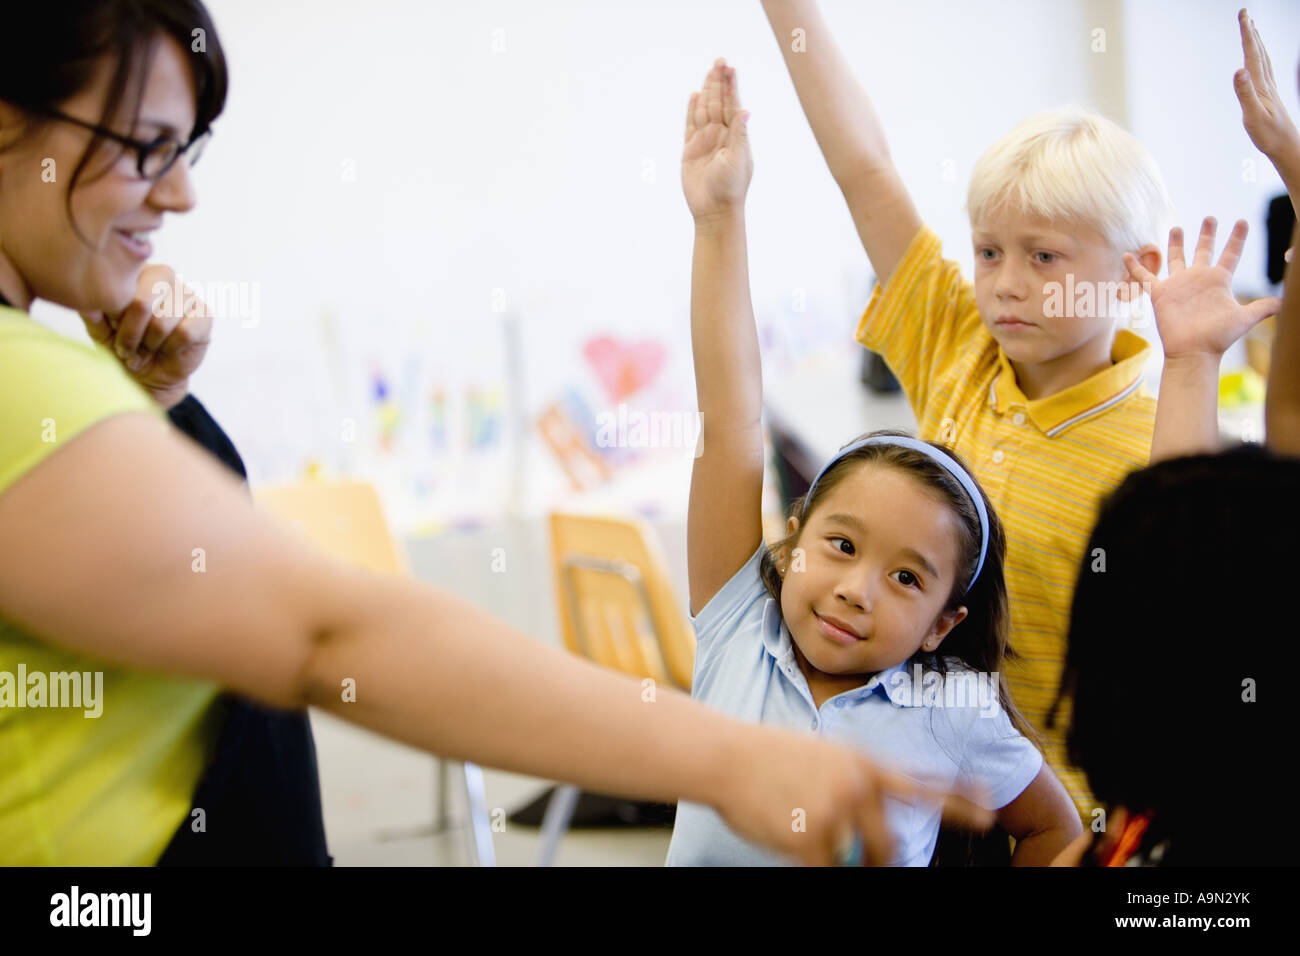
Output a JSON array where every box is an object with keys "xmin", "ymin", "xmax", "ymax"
[{"xmin": 682, "ymin": 60, "xmax": 765, "ymax": 615}]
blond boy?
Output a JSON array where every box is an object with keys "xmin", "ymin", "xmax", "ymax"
[{"xmin": 761, "ymin": 0, "xmax": 1231, "ymax": 820}]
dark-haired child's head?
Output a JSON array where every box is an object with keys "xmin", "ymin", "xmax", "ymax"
[
  {"xmin": 0, "ymin": 1, "xmax": 226, "ymax": 315},
  {"xmin": 1060, "ymin": 445, "xmax": 1299, "ymax": 865},
  {"xmin": 760, "ymin": 431, "xmax": 1017, "ymax": 710}
]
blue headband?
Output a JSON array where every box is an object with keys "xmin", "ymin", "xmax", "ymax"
[{"xmin": 803, "ymin": 435, "xmax": 989, "ymax": 593}]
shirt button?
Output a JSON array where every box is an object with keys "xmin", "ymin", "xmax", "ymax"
[
  {"xmin": 992, "ymin": 449, "xmax": 1005, "ymax": 464},
  {"xmin": 835, "ymin": 698, "xmax": 846, "ymax": 708},
  {"xmin": 1012, "ymin": 412, "xmax": 1026, "ymax": 426},
  {"xmin": 810, "ymin": 719, "xmax": 819, "ymax": 730}
]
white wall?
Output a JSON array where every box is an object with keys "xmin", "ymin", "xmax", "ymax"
[{"xmin": 33, "ymin": 0, "xmax": 1300, "ymax": 528}]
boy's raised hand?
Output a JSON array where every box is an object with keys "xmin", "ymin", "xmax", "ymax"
[
  {"xmin": 1234, "ymin": 9, "xmax": 1300, "ymax": 182},
  {"xmin": 682, "ymin": 59, "xmax": 752, "ymax": 222},
  {"xmin": 1124, "ymin": 218, "xmax": 1281, "ymax": 362}
]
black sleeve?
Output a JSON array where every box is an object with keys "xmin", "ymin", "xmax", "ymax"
[
  {"xmin": 155, "ymin": 394, "xmax": 334, "ymax": 867},
  {"xmin": 166, "ymin": 394, "xmax": 248, "ymax": 482}
]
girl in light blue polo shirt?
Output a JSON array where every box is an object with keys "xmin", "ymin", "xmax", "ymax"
[{"xmin": 671, "ymin": 59, "xmax": 1081, "ymax": 865}]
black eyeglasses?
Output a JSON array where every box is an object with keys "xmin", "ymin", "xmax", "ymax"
[{"xmin": 30, "ymin": 106, "xmax": 211, "ymax": 181}]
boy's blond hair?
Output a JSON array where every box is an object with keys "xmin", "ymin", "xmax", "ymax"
[{"xmin": 967, "ymin": 107, "xmax": 1173, "ymax": 255}]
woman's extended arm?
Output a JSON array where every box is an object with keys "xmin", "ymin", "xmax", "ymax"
[{"xmin": 0, "ymin": 410, "xmax": 987, "ymax": 864}]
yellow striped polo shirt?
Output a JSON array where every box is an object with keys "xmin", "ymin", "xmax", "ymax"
[{"xmin": 855, "ymin": 224, "xmax": 1156, "ymax": 823}]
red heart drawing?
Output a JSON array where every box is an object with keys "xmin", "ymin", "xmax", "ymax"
[{"xmin": 582, "ymin": 336, "xmax": 666, "ymax": 402}]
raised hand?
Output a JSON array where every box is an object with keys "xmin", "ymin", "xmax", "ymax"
[
  {"xmin": 681, "ymin": 58, "xmax": 752, "ymax": 222},
  {"xmin": 1123, "ymin": 218, "xmax": 1281, "ymax": 362},
  {"xmin": 1234, "ymin": 9, "xmax": 1300, "ymax": 185},
  {"xmin": 80, "ymin": 262, "xmax": 212, "ymax": 410}
]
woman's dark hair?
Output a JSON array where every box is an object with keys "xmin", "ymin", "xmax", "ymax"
[
  {"xmin": 0, "ymin": 1, "xmax": 227, "ymax": 240},
  {"xmin": 1057, "ymin": 445, "xmax": 1298, "ymax": 865},
  {"xmin": 759, "ymin": 429, "xmax": 1035, "ymax": 743}
]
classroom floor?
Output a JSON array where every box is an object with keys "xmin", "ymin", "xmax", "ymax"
[{"xmin": 311, "ymin": 708, "xmax": 673, "ymax": 866}]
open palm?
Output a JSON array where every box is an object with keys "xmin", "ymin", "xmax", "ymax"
[
  {"xmin": 682, "ymin": 59, "xmax": 752, "ymax": 220},
  {"xmin": 1124, "ymin": 218, "xmax": 1281, "ymax": 360}
]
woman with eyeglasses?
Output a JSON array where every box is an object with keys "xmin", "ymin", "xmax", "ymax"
[{"xmin": 0, "ymin": 0, "xmax": 992, "ymax": 866}]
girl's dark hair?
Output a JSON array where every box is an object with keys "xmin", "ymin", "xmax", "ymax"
[
  {"xmin": 759, "ymin": 429, "xmax": 1035, "ymax": 743},
  {"xmin": 0, "ymin": 1, "xmax": 227, "ymax": 240},
  {"xmin": 1057, "ymin": 445, "xmax": 1297, "ymax": 865}
]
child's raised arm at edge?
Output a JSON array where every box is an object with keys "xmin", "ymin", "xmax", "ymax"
[
  {"xmin": 682, "ymin": 60, "xmax": 765, "ymax": 615},
  {"xmin": 1235, "ymin": 9, "xmax": 1300, "ymax": 218},
  {"xmin": 1138, "ymin": 11, "xmax": 1298, "ymax": 462},
  {"xmin": 1235, "ymin": 8, "xmax": 1300, "ymax": 453},
  {"xmin": 1266, "ymin": 219, "xmax": 1300, "ymax": 454}
]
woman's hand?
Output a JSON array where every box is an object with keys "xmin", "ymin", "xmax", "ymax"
[
  {"xmin": 79, "ymin": 263, "xmax": 212, "ymax": 410},
  {"xmin": 682, "ymin": 58, "xmax": 752, "ymax": 224},
  {"xmin": 718, "ymin": 724, "xmax": 993, "ymax": 866}
]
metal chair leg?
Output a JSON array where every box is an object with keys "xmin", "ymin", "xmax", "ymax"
[
  {"xmin": 536, "ymin": 784, "xmax": 580, "ymax": 866},
  {"xmin": 462, "ymin": 761, "xmax": 497, "ymax": 867},
  {"xmin": 437, "ymin": 757, "xmax": 450, "ymax": 831}
]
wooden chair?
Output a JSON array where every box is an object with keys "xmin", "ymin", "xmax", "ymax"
[{"xmin": 535, "ymin": 511, "xmax": 696, "ymax": 864}]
